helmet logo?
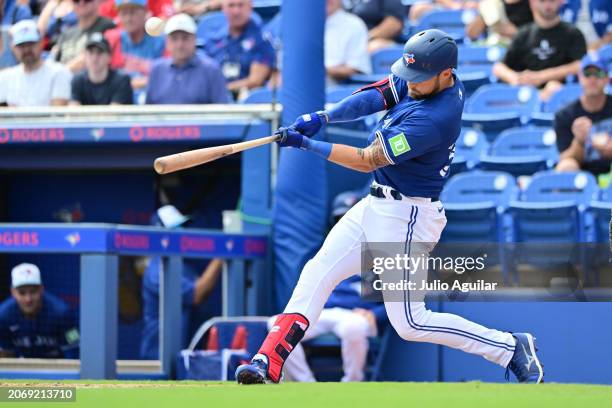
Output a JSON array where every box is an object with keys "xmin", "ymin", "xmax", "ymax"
[{"xmin": 404, "ymin": 53, "xmax": 415, "ymax": 65}]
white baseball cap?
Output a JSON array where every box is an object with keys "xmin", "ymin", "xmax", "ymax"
[
  {"xmin": 164, "ymin": 13, "xmax": 197, "ymax": 35},
  {"xmin": 10, "ymin": 20, "xmax": 41, "ymax": 46},
  {"xmin": 157, "ymin": 205, "xmax": 190, "ymax": 228},
  {"xmin": 11, "ymin": 263, "xmax": 42, "ymax": 288}
]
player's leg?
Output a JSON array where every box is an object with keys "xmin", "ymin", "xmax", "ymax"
[
  {"xmin": 237, "ymin": 199, "xmax": 367, "ymax": 384},
  {"xmin": 365, "ymin": 198, "xmax": 543, "ymax": 382},
  {"xmin": 327, "ymin": 307, "xmax": 375, "ymax": 382},
  {"xmin": 270, "ymin": 310, "xmax": 336, "ymax": 382}
]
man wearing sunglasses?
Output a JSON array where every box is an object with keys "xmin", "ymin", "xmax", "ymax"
[
  {"xmin": 0, "ymin": 263, "xmax": 79, "ymax": 358},
  {"xmin": 53, "ymin": 0, "xmax": 115, "ymax": 72},
  {"xmin": 555, "ymin": 53, "xmax": 612, "ymax": 175}
]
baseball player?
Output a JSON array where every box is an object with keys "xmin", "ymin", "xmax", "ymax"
[{"xmin": 237, "ymin": 29, "xmax": 544, "ymax": 384}]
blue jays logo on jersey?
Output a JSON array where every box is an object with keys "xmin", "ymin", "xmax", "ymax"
[{"xmin": 404, "ymin": 53, "xmax": 415, "ymax": 65}]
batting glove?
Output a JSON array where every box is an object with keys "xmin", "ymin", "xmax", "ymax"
[
  {"xmin": 291, "ymin": 111, "xmax": 329, "ymax": 137},
  {"xmin": 276, "ymin": 127, "xmax": 306, "ymax": 148}
]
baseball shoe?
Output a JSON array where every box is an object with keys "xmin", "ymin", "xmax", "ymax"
[
  {"xmin": 506, "ymin": 333, "xmax": 544, "ymax": 383},
  {"xmin": 236, "ymin": 355, "xmax": 268, "ymax": 384}
]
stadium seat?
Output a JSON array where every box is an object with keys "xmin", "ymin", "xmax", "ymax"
[
  {"xmin": 462, "ymin": 84, "xmax": 539, "ymax": 141},
  {"xmin": 241, "ymin": 87, "xmax": 277, "ymax": 104},
  {"xmin": 440, "ymin": 170, "xmax": 517, "ymax": 243},
  {"xmin": 457, "ymin": 45, "xmax": 505, "ymax": 67},
  {"xmin": 370, "ymin": 46, "xmax": 404, "ymax": 75},
  {"xmin": 414, "ymin": 9, "xmax": 478, "ymax": 43},
  {"xmin": 510, "ymin": 171, "xmax": 598, "ymax": 243},
  {"xmin": 530, "ymin": 84, "xmax": 582, "ymax": 126},
  {"xmin": 478, "ymin": 127, "xmax": 559, "ymax": 176},
  {"xmin": 451, "ymin": 127, "xmax": 488, "ymax": 174},
  {"xmin": 598, "ymin": 43, "xmax": 612, "ymax": 68}
]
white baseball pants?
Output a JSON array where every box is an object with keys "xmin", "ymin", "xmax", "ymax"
[{"xmin": 283, "ymin": 192, "xmax": 516, "ymax": 368}]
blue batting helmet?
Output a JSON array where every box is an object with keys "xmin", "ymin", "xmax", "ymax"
[{"xmin": 391, "ymin": 29, "xmax": 458, "ymax": 83}]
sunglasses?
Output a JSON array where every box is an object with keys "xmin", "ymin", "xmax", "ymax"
[{"xmin": 583, "ymin": 70, "xmax": 607, "ymax": 79}]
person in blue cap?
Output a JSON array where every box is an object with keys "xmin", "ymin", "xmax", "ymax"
[
  {"xmin": 555, "ymin": 52, "xmax": 612, "ymax": 175},
  {"xmin": 237, "ymin": 28, "xmax": 544, "ymax": 385},
  {"xmin": 140, "ymin": 205, "xmax": 222, "ymax": 359}
]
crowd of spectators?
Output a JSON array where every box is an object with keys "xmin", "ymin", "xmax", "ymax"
[{"xmin": 0, "ymin": 0, "xmax": 609, "ymax": 106}]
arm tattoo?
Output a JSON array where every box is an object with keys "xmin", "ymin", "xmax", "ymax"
[{"xmin": 364, "ymin": 137, "xmax": 390, "ymax": 169}]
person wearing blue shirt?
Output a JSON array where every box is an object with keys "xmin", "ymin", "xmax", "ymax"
[
  {"xmin": 146, "ymin": 13, "xmax": 230, "ymax": 104},
  {"xmin": 200, "ymin": 0, "xmax": 275, "ymax": 97},
  {"xmin": 275, "ymin": 191, "xmax": 387, "ymax": 382},
  {"xmin": 589, "ymin": 0, "xmax": 612, "ymax": 49},
  {"xmin": 2, "ymin": 0, "xmax": 32, "ymax": 26},
  {"xmin": 237, "ymin": 29, "xmax": 544, "ymax": 385},
  {"xmin": 0, "ymin": 263, "xmax": 79, "ymax": 358},
  {"xmin": 140, "ymin": 205, "xmax": 223, "ymax": 359}
]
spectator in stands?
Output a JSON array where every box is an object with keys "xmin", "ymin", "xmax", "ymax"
[
  {"xmin": 410, "ymin": 0, "xmax": 479, "ymax": 25},
  {"xmin": 492, "ymin": 0, "xmax": 587, "ymax": 101},
  {"xmin": 0, "ymin": 263, "xmax": 79, "ymax": 358},
  {"xmin": 465, "ymin": 0, "xmax": 533, "ymax": 45},
  {"xmin": 200, "ymin": 0, "xmax": 275, "ymax": 98},
  {"xmin": 70, "ymin": 33, "xmax": 133, "ymax": 105},
  {"xmin": 53, "ymin": 0, "xmax": 115, "ymax": 72},
  {"xmin": 0, "ymin": 20, "xmax": 72, "ymax": 106},
  {"xmin": 146, "ymin": 13, "xmax": 229, "ymax": 104},
  {"xmin": 37, "ymin": 0, "xmax": 77, "ymax": 50},
  {"xmin": 555, "ymin": 53, "xmax": 612, "ymax": 176},
  {"xmin": 2, "ymin": 0, "xmax": 32, "ymax": 26},
  {"xmin": 178, "ymin": 0, "xmax": 221, "ymax": 17},
  {"xmin": 0, "ymin": 26, "xmax": 18, "ymax": 70},
  {"xmin": 344, "ymin": 0, "xmax": 407, "ymax": 53},
  {"xmin": 140, "ymin": 205, "xmax": 223, "ymax": 359},
  {"xmin": 271, "ymin": 191, "xmax": 387, "ymax": 382},
  {"xmin": 99, "ymin": 0, "xmax": 174, "ymax": 21},
  {"xmin": 325, "ymin": 0, "xmax": 372, "ymax": 84},
  {"xmin": 105, "ymin": 0, "xmax": 166, "ymax": 91}
]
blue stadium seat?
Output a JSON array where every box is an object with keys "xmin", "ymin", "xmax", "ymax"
[
  {"xmin": 440, "ymin": 171, "xmax": 517, "ymax": 243},
  {"xmin": 478, "ymin": 127, "xmax": 559, "ymax": 176},
  {"xmin": 457, "ymin": 44, "xmax": 505, "ymax": 66},
  {"xmin": 510, "ymin": 171, "xmax": 598, "ymax": 243},
  {"xmin": 370, "ymin": 46, "xmax": 403, "ymax": 75},
  {"xmin": 451, "ymin": 128, "xmax": 488, "ymax": 174},
  {"xmin": 530, "ymin": 84, "xmax": 582, "ymax": 126},
  {"xmin": 598, "ymin": 43, "xmax": 612, "ymax": 68},
  {"xmin": 415, "ymin": 9, "xmax": 478, "ymax": 43},
  {"xmin": 462, "ymin": 84, "xmax": 539, "ymax": 141}
]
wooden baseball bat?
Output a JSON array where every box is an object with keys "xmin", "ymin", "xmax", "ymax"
[{"xmin": 154, "ymin": 134, "xmax": 280, "ymax": 174}]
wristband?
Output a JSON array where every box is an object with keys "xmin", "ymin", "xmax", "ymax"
[{"xmin": 302, "ymin": 137, "xmax": 332, "ymax": 158}]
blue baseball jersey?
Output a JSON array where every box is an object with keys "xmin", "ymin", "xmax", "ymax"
[
  {"xmin": 200, "ymin": 18, "xmax": 276, "ymax": 82},
  {"xmin": 366, "ymin": 74, "xmax": 465, "ymax": 198},
  {"xmin": 0, "ymin": 292, "xmax": 79, "ymax": 358}
]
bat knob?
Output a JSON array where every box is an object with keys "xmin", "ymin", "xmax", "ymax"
[{"xmin": 154, "ymin": 158, "xmax": 166, "ymax": 174}]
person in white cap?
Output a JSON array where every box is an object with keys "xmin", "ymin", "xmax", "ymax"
[
  {"xmin": 145, "ymin": 13, "xmax": 230, "ymax": 104},
  {"xmin": 0, "ymin": 263, "xmax": 79, "ymax": 358},
  {"xmin": 0, "ymin": 19, "xmax": 72, "ymax": 107},
  {"xmin": 140, "ymin": 205, "xmax": 223, "ymax": 359}
]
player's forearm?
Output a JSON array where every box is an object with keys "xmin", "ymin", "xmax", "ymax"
[
  {"xmin": 193, "ymin": 258, "xmax": 223, "ymax": 305},
  {"xmin": 328, "ymin": 143, "xmax": 378, "ymax": 172}
]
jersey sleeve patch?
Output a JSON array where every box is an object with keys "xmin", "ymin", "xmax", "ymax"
[{"xmin": 388, "ymin": 132, "xmax": 411, "ymax": 157}]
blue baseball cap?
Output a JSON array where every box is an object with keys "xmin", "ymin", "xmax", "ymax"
[
  {"xmin": 10, "ymin": 20, "xmax": 40, "ymax": 46},
  {"xmin": 115, "ymin": 0, "xmax": 147, "ymax": 8},
  {"xmin": 580, "ymin": 52, "xmax": 607, "ymax": 72}
]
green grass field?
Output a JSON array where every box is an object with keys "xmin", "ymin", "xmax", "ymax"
[{"xmin": 2, "ymin": 381, "xmax": 612, "ymax": 408}]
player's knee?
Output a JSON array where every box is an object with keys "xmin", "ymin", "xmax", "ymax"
[{"xmin": 556, "ymin": 158, "xmax": 580, "ymax": 172}]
